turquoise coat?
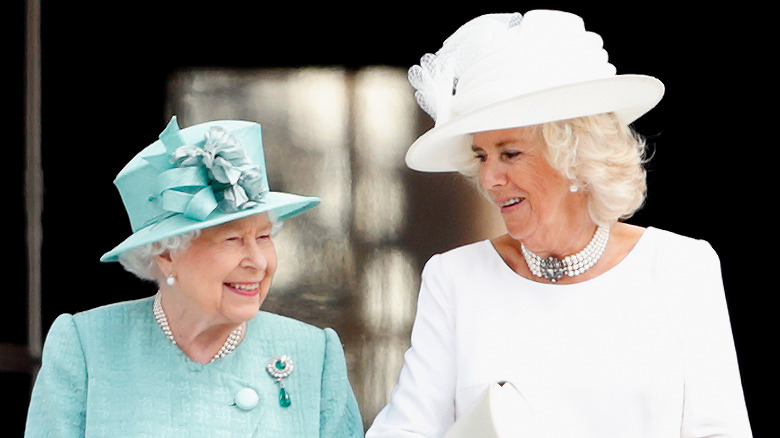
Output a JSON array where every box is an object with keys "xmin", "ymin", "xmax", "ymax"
[{"xmin": 25, "ymin": 296, "xmax": 363, "ymax": 437}]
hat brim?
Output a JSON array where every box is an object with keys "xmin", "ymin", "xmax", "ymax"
[
  {"xmin": 100, "ymin": 191, "xmax": 320, "ymax": 262},
  {"xmin": 405, "ymin": 74, "xmax": 664, "ymax": 172}
]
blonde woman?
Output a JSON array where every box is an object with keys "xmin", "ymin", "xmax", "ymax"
[{"xmin": 367, "ymin": 10, "xmax": 751, "ymax": 438}]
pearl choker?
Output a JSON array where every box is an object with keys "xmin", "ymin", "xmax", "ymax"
[
  {"xmin": 520, "ymin": 225, "xmax": 609, "ymax": 283},
  {"xmin": 153, "ymin": 292, "xmax": 243, "ymax": 363}
]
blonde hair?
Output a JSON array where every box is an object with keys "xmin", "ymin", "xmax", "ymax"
[{"xmin": 458, "ymin": 113, "xmax": 648, "ymax": 226}]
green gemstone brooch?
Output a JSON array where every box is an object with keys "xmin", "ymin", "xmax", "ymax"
[{"xmin": 267, "ymin": 355, "xmax": 293, "ymax": 408}]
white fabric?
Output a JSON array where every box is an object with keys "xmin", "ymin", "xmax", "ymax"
[
  {"xmin": 367, "ymin": 227, "xmax": 752, "ymax": 438},
  {"xmin": 404, "ymin": 10, "xmax": 664, "ymax": 173}
]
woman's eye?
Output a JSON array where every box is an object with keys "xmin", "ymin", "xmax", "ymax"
[
  {"xmin": 502, "ymin": 151, "xmax": 522, "ymax": 160},
  {"xmin": 474, "ymin": 153, "xmax": 487, "ymax": 162}
]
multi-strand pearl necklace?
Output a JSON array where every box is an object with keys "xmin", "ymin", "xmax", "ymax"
[
  {"xmin": 520, "ymin": 225, "xmax": 610, "ymax": 283},
  {"xmin": 152, "ymin": 292, "xmax": 243, "ymax": 363}
]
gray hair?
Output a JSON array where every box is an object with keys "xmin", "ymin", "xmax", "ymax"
[
  {"xmin": 118, "ymin": 213, "xmax": 283, "ymax": 282},
  {"xmin": 118, "ymin": 230, "xmax": 202, "ymax": 282}
]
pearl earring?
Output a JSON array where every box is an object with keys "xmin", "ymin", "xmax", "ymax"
[
  {"xmin": 166, "ymin": 275, "xmax": 176, "ymax": 286},
  {"xmin": 569, "ymin": 184, "xmax": 579, "ymax": 193}
]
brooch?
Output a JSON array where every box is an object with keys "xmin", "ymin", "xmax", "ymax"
[{"xmin": 267, "ymin": 355, "xmax": 293, "ymax": 407}]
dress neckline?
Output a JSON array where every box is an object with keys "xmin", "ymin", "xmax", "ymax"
[{"xmin": 485, "ymin": 226, "xmax": 655, "ymax": 289}]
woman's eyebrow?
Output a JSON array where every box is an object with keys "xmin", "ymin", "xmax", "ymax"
[{"xmin": 471, "ymin": 138, "xmax": 520, "ymax": 151}]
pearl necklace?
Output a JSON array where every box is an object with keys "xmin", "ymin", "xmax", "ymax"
[
  {"xmin": 520, "ymin": 225, "xmax": 610, "ymax": 283},
  {"xmin": 152, "ymin": 292, "xmax": 243, "ymax": 363}
]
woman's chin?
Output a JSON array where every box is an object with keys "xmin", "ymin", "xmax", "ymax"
[
  {"xmin": 502, "ymin": 218, "xmax": 532, "ymax": 241},
  {"xmin": 223, "ymin": 302, "xmax": 262, "ymax": 324},
  {"xmin": 221, "ymin": 285, "xmax": 266, "ymax": 317}
]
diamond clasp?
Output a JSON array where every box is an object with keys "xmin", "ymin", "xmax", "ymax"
[{"xmin": 540, "ymin": 256, "xmax": 564, "ymax": 283}]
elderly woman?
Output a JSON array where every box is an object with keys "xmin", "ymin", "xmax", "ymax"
[
  {"xmin": 366, "ymin": 10, "xmax": 751, "ymax": 438},
  {"xmin": 25, "ymin": 117, "xmax": 363, "ymax": 436}
]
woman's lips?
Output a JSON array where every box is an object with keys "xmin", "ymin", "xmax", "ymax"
[
  {"xmin": 499, "ymin": 197, "xmax": 524, "ymax": 212},
  {"xmin": 225, "ymin": 282, "xmax": 261, "ymax": 296}
]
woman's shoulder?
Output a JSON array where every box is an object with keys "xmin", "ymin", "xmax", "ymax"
[
  {"xmin": 415, "ymin": 240, "xmax": 510, "ymax": 294},
  {"xmin": 246, "ymin": 312, "xmax": 347, "ymax": 369},
  {"xmin": 427, "ymin": 239, "xmax": 496, "ymax": 268},
  {"xmin": 441, "ymin": 239, "xmax": 495, "ymax": 256},
  {"xmin": 251, "ymin": 311, "xmax": 341, "ymax": 345},
  {"xmin": 622, "ymin": 226, "xmax": 722, "ymax": 284},
  {"xmin": 40, "ymin": 297, "xmax": 156, "ymax": 363},
  {"xmin": 64, "ymin": 296, "xmax": 153, "ymax": 330},
  {"xmin": 253, "ymin": 310, "xmax": 321, "ymax": 331},
  {"xmin": 83, "ymin": 295, "xmax": 153, "ymax": 313},
  {"xmin": 638, "ymin": 226, "xmax": 718, "ymax": 259}
]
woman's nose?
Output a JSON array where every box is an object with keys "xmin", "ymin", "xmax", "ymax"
[
  {"xmin": 241, "ymin": 240, "xmax": 269, "ymax": 271},
  {"xmin": 480, "ymin": 157, "xmax": 507, "ymax": 189}
]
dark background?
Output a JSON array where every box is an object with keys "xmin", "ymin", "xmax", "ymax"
[{"xmin": 9, "ymin": 1, "xmax": 771, "ymax": 435}]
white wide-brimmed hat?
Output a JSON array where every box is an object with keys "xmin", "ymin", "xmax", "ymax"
[{"xmin": 405, "ymin": 10, "xmax": 665, "ymax": 172}]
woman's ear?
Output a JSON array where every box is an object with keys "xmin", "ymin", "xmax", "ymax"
[
  {"xmin": 154, "ymin": 250, "xmax": 174, "ymax": 277},
  {"xmin": 155, "ymin": 250, "xmax": 179, "ymax": 287}
]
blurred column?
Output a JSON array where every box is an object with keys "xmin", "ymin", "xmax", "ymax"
[{"xmin": 350, "ymin": 68, "xmax": 420, "ymax": 421}]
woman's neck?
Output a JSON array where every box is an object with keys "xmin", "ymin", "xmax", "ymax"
[
  {"xmin": 157, "ymin": 291, "xmax": 245, "ymax": 364},
  {"xmin": 517, "ymin": 211, "xmax": 598, "ymax": 259},
  {"xmin": 493, "ymin": 222, "xmax": 645, "ymax": 284}
]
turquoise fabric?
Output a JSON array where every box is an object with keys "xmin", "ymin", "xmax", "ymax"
[
  {"xmin": 25, "ymin": 297, "xmax": 363, "ymax": 437},
  {"xmin": 100, "ymin": 118, "xmax": 320, "ymax": 263}
]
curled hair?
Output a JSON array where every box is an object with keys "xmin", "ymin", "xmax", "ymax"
[
  {"xmin": 118, "ymin": 230, "xmax": 202, "ymax": 282},
  {"xmin": 117, "ymin": 213, "xmax": 283, "ymax": 282},
  {"xmin": 458, "ymin": 113, "xmax": 648, "ymax": 226}
]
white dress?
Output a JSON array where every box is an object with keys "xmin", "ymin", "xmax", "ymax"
[{"xmin": 366, "ymin": 227, "xmax": 752, "ymax": 438}]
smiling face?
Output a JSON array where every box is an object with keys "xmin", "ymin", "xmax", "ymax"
[
  {"xmin": 157, "ymin": 213, "xmax": 277, "ymax": 325},
  {"xmin": 472, "ymin": 126, "xmax": 590, "ymax": 249}
]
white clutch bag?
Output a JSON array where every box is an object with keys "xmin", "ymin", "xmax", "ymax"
[{"xmin": 443, "ymin": 381, "xmax": 539, "ymax": 438}]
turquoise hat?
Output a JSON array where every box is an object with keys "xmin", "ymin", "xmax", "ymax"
[{"xmin": 100, "ymin": 116, "xmax": 320, "ymax": 262}]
